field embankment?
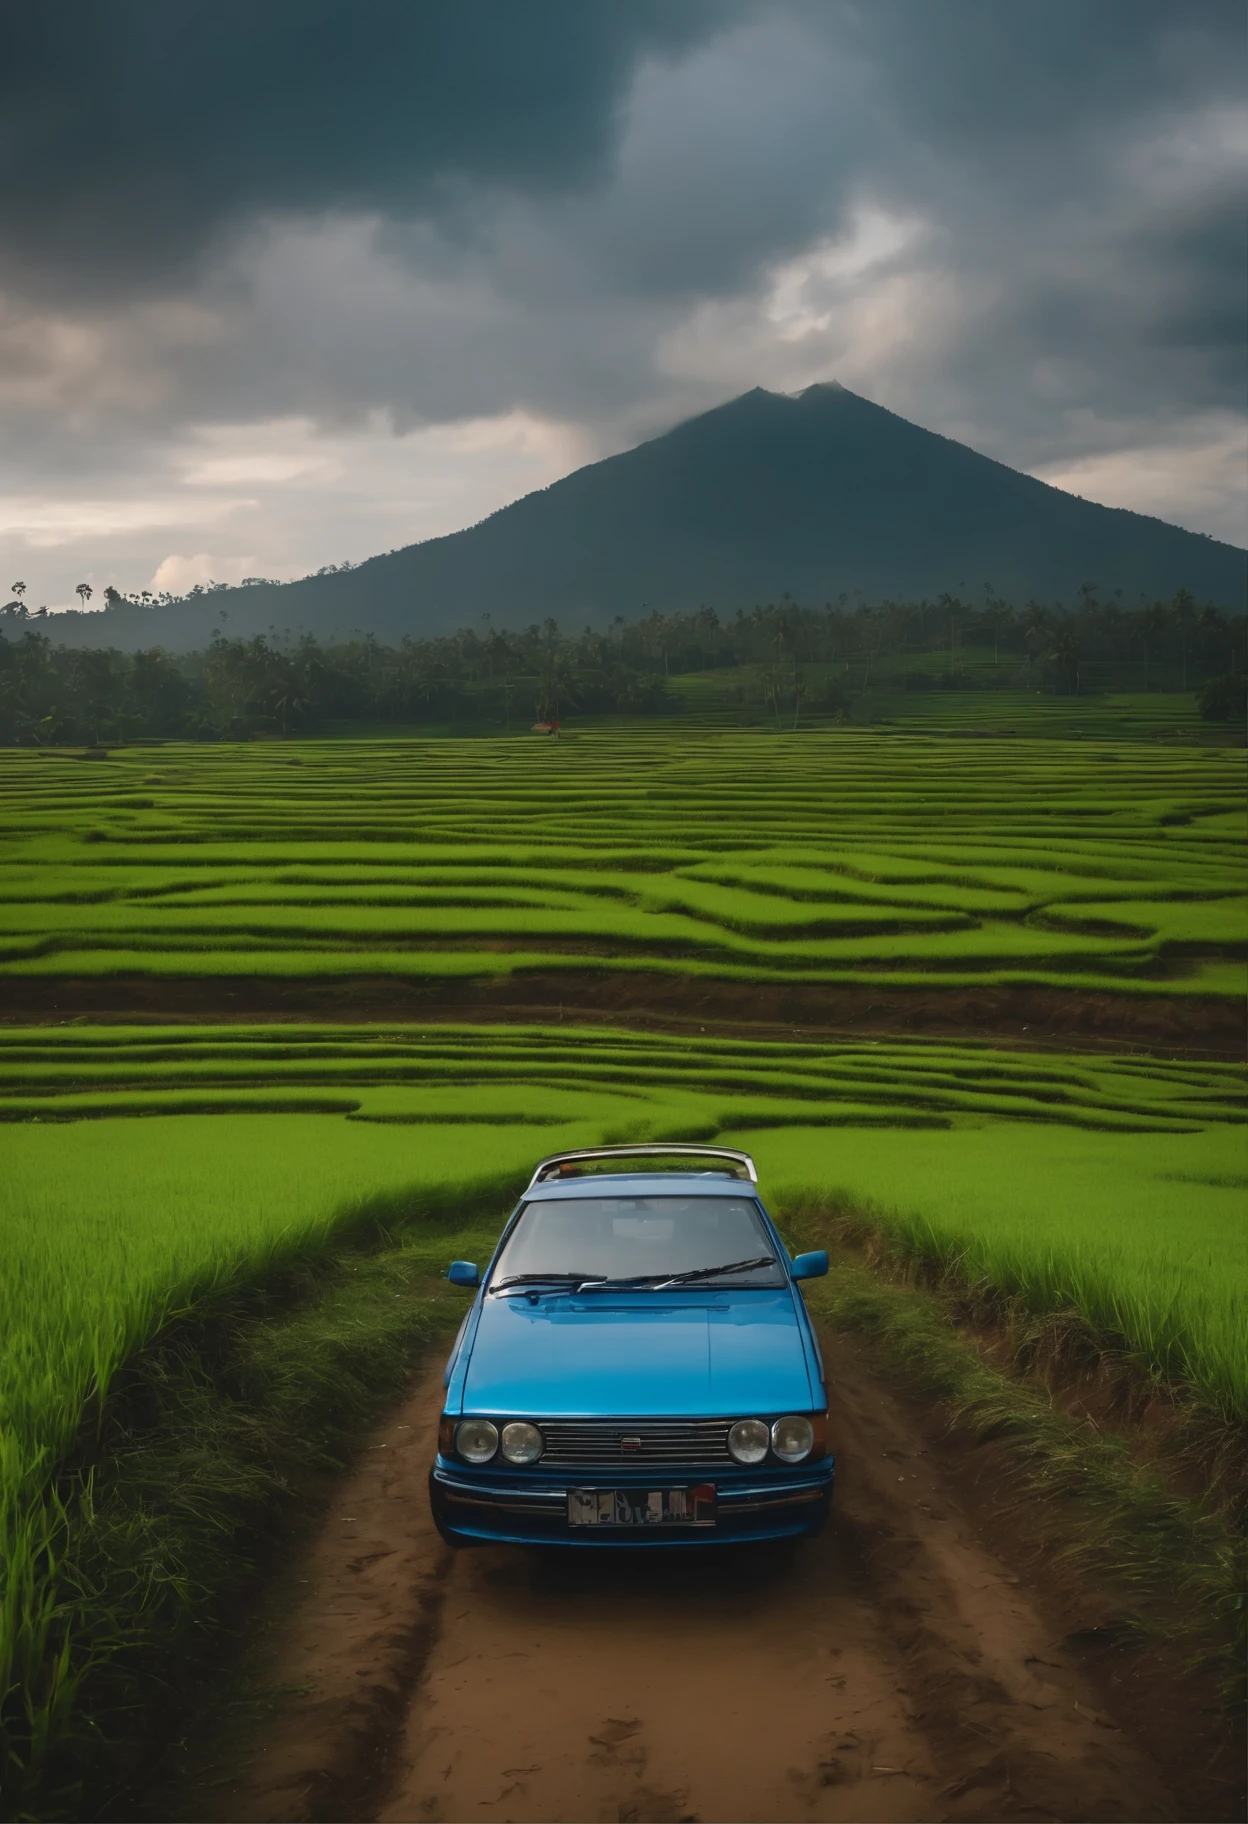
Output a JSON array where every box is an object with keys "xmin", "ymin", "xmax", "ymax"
[{"xmin": 4, "ymin": 971, "xmax": 1242, "ymax": 1054}]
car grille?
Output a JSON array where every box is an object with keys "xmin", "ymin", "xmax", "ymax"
[{"xmin": 537, "ymin": 1419, "xmax": 732, "ymax": 1467}]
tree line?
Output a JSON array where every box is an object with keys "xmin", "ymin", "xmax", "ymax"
[
  {"xmin": 0, "ymin": 620, "xmax": 674, "ymax": 745},
  {"xmin": 0, "ymin": 589, "xmax": 1243, "ymax": 744}
]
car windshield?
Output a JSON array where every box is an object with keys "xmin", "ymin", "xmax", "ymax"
[{"xmin": 491, "ymin": 1193, "xmax": 784, "ymax": 1289}]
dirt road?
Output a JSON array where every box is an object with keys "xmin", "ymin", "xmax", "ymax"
[{"xmin": 208, "ymin": 1340, "xmax": 1194, "ymax": 1824}]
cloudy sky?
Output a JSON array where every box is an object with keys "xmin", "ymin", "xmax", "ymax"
[{"xmin": 1, "ymin": 0, "xmax": 1243, "ymax": 611}]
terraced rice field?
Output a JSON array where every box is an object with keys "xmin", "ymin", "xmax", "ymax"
[
  {"xmin": 672, "ymin": 677, "xmax": 1238, "ymax": 743},
  {"xmin": 4, "ymin": 1022, "xmax": 1245, "ymax": 1453},
  {"xmin": 853, "ymin": 689, "xmax": 1237, "ymax": 744},
  {"xmin": 0, "ymin": 734, "xmax": 1243, "ymax": 999},
  {"xmin": 1, "ymin": 730, "xmax": 1244, "ymax": 1811},
  {"xmin": 2, "ymin": 1018, "xmax": 1242, "ymax": 1762},
  {"xmin": 4, "ymin": 1022, "xmax": 1242, "ymax": 1815}
]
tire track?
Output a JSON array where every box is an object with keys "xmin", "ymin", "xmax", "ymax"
[{"xmin": 200, "ymin": 1332, "xmax": 1188, "ymax": 1824}]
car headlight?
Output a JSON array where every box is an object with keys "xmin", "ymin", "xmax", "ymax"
[
  {"xmin": 728, "ymin": 1418, "xmax": 771, "ymax": 1464},
  {"xmin": 455, "ymin": 1418, "xmax": 499, "ymax": 1463},
  {"xmin": 771, "ymin": 1414, "xmax": 814, "ymax": 1463},
  {"xmin": 500, "ymin": 1420, "xmax": 543, "ymax": 1464}
]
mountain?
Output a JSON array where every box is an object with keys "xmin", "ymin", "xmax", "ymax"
[{"xmin": 45, "ymin": 383, "xmax": 1247, "ymax": 650}]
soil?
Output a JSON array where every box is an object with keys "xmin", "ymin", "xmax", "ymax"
[
  {"xmin": 4, "ymin": 971, "xmax": 1241, "ymax": 1057},
  {"xmin": 170, "ymin": 1337, "xmax": 1242, "ymax": 1824}
]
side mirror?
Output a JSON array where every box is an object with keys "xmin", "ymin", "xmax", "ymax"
[
  {"xmin": 790, "ymin": 1250, "xmax": 829, "ymax": 1281},
  {"xmin": 447, "ymin": 1260, "xmax": 480, "ymax": 1288}
]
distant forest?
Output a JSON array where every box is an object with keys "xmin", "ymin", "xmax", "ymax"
[{"xmin": 0, "ymin": 590, "xmax": 1244, "ymax": 744}]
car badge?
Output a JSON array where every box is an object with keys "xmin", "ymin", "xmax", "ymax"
[{"xmin": 620, "ymin": 1436, "xmax": 642, "ymax": 1452}]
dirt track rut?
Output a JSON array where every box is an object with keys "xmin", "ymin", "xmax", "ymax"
[{"xmin": 210, "ymin": 1339, "xmax": 1185, "ymax": 1824}]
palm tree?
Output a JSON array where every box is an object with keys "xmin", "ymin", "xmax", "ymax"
[
  {"xmin": 982, "ymin": 593, "xmax": 1013, "ymax": 667},
  {"xmin": 10, "ymin": 581, "xmax": 25, "ymax": 603},
  {"xmin": 1138, "ymin": 603, "xmax": 1168, "ymax": 692},
  {"xmin": 535, "ymin": 647, "xmax": 576, "ymax": 725},
  {"xmin": 1021, "ymin": 603, "xmax": 1049, "ymax": 683},
  {"xmin": 75, "ymin": 583, "xmax": 93, "ymax": 608},
  {"xmin": 1097, "ymin": 603, "xmax": 1125, "ymax": 669},
  {"xmin": 270, "ymin": 678, "xmax": 309, "ymax": 738},
  {"xmin": 937, "ymin": 592, "xmax": 960, "ymax": 682},
  {"xmin": 1170, "ymin": 589, "xmax": 1196, "ymax": 693},
  {"xmin": 1048, "ymin": 627, "xmax": 1081, "ymax": 695},
  {"xmin": 757, "ymin": 665, "xmax": 785, "ymax": 728},
  {"xmin": 791, "ymin": 662, "xmax": 809, "ymax": 730},
  {"xmin": 1195, "ymin": 604, "xmax": 1226, "ymax": 684}
]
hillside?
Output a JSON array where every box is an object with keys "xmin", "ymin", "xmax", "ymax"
[{"xmin": 45, "ymin": 383, "xmax": 1247, "ymax": 650}]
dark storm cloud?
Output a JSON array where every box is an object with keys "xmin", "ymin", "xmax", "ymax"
[
  {"xmin": 1, "ymin": 0, "xmax": 1243, "ymax": 604},
  {"xmin": 841, "ymin": 0, "xmax": 1241, "ymax": 146},
  {"xmin": 0, "ymin": 0, "xmax": 733, "ymax": 292},
  {"xmin": 2, "ymin": 0, "xmax": 1241, "ymax": 361},
  {"xmin": 1131, "ymin": 186, "xmax": 1248, "ymax": 362},
  {"xmin": 808, "ymin": 0, "xmax": 1248, "ymax": 411}
]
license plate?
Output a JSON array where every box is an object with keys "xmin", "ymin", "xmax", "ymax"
[{"xmin": 567, "ymin": 1485, "xmax": 717, "ymax": 1527}]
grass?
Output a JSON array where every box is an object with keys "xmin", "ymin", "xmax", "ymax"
[
  {"xmin": 1, "ymin": 1020, "xmax": 1243, "ymax": 1129},
  {"xmin": 790, "ymin": 1249, "xmax": 1245, "ymax": 1694},
  {"xmin": 0, "ymin": 1063, "xmax": 1241, "ymax": 1815},
  {"xmin": 2, "ymin": 1064, "xmax": 1243, "ymax": 1812},
  {"xmin": 1, "ymin": 727, "xmax": 1243, "ymax": 1812},
  {"xmin": 2, "ymin": 1027, "xmax": 1243, "ymax": 1443},
  {"xmin": 0, "ymin": 1114, "xmax": 592, "ymax": 1819},
  {"xmin": 0, "ymin": 733, "xmax": 1242, "ymax": 997},
  {"xmin": 0, "ymin": 1112, "xmax": 586, "ymax": 1479},
  {"xmin": 585, "ymin": 672, "xmax": 1244, "ymax": 745},
  {"xmin": 750, "ymin": 1120, "xmax": 1248, "ymax": 1418},
  {"xmin": 2, "ymin": 1215, "xmax": 507, "ymax": 1819},
  {"xmin": 847, "ymin": 687, "xmax": 1243, "ymax": 745}
]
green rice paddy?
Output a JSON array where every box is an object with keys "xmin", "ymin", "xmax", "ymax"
[
  {"xmin": 1, "ymin": 728, "xmax": 1244, "ymax": 1810},
  {"xmin": 852, "ymin": 688, "xmax": 1239, "ymax": 744},
  {"xmin": 0, "ymin": 733, "xmax": 1243, "ymax": 995},
  {"xmin": 6, "ymin": 1030, "xmax": 1244, "ymax": 1804},
  {"xmin": 3, "ymin": 1023, "xmax": 1244, "ymax": 1454},
  {"xmin": 607, "ymin": 674, "xmax": 1243, "ymax": 744},
  {"xmin": 1, "ymin": 1017, "xmax": 1243, "ymax": 1764}
]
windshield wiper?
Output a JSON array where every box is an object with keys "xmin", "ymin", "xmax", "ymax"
[
  {"xmin": 650, "ymin": 1254, "xmax": 777, "ymax": 1289},
  {"xmin": 493, "ymin": 1256, "xmax": 779, "ymax": 1296},
  {"xmin": 574, "ymin": 1272, "xmax": 669, "ymax": 1291},
  {"xmin": 577, "ymin": 1255, "xmax": 779, "ymax": 1292},
  {"xmin": 491, "ymin": 1272, "xmax": 606, "ymax": 1296}
]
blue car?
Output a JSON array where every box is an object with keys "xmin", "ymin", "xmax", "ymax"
[{"xmin": 429, "ymin": 1144, "xmax": 834, "ymax": 1547}]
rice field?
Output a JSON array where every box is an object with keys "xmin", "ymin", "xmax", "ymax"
[
  {"xmin": 2, "ymin": 1019, "xmax": 1243, "ymax": 1766},
  {"xmin": 3, "ymin": 1023, "xmax": 1244, "ymax": 1444},
  {"xmin": 5, "ymin": 1065, "xmax": 1244, "ymax": 1812},
  {"xmin": 0, "ymin": 733, "xmax": 1243, "ymax": 997},
  {"xmin": 0, "ymin": 1108, "xmax": 565, "ymax": 1811},
  {"xmin": 1, "ymin": 728, "xmax": 1244, "ymax": 1808},
  {"xmin": 673, "ymin": 676, "xmax": 1241, "ymax": 744},
  {"xmin": 853, "ymin": 689, "xmax": 1240, "ymax": 744},
  {"xmin": 0, "ymin": 1109, "xmax": 580, "ymax": 1521}
]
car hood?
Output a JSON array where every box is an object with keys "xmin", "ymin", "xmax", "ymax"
[{"xmin": 461, "ymin": 1291, "xmax": 814, "ymax": 1417}]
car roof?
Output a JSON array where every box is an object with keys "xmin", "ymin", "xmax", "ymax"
[{"xmin": 523, "ymin": 1171, "xmax": 761, "ymax": 1203}]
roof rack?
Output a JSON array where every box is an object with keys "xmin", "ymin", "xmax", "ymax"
[{"xmin": 526, "ymin": 1144, "xmax": 757, "ymax": 1190}]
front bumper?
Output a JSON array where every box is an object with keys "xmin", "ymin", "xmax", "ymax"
[{"xmin": 429, "ymin": 1455, "xmax": 835, "ymax": 1547}]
